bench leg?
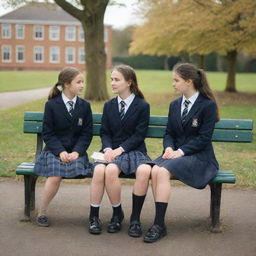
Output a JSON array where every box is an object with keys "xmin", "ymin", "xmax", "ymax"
[
  {"xmin": 210, "ymin": 183, "xmax": 222, "ymax": 232},
  {"xmin": 21, "ymin": 175, "xmax": 37, "ymax": 222}
]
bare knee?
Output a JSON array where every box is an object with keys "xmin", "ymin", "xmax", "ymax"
[
  {"xmin": 47, "ymin": 176, "xmax": 62, "ymax": 186},
  {"xmin": 136, "ymin": 164, "xmax": 151, "ymax": 184},
  {"xmin": 92, "ymin": 164, "xmax": 106, "ymax": 183},
  {"xmin": 105, "ymin": 164, "xmax": 120, "ymax": 183},
  {"xmin": 157, "ymin": 167, "xmax": 171, "ymax": 182}
]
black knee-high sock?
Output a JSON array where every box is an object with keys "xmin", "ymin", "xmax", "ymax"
[
  {"xmin": 89, "ymin": 205, "xmax": 100, "ymax": 219},
  {"xmin": 153, "ymin": 202, "xmax": 168, "ymax": 227},
  {"xmin": 130, "ymin": 193, "xmax": 146, "ymax": 222},
  {"xmin": 112, "ymin": 204, "xmax": 123, "ymax": 217}
]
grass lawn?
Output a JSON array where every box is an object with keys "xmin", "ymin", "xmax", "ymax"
[{"xmin": 0, "ymin": 70, "xmax": 255, "ymax": 188}]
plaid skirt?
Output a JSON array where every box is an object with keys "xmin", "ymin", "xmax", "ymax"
[
  {"xmin": 93, "ymin": 150, "xmax": 151, "ymax": 175},
  {"xmin": 34, "ymin": 151, "xmax": 92, "ymax": 178}
]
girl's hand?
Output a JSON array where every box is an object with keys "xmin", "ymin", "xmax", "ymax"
[
  {"xmin": 69, "ymin": 152, "xmax": 79, "ymax": 161},
  {"xmin": 169, "ymin": 150, "xmax": 182, "ymax": 159},
  {"xmin": 111, "ymin": 147, "xmax": 123, "ymax": 160},
  {"xmin": 162, "ymin": 147, "xmax": 173, "ymax": 159},
  {"xmin": 60, "ymin": 151, "xmax": 70, "ymax": 163},
  {"xmin": 104, "ymin": 148, "xmax": 114, "ymax": 162}
]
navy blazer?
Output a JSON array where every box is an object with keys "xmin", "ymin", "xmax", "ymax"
[
  {"xmin": 164, "ymin": 93, "xmax": 218, "ymax": 167},
  {"xmin": 42, "ymin": 94, "xmax": 93, "ymax": 157},
  {"xmin": 100, "ymin": 96, "xmax": 150, "ymax": 153}
]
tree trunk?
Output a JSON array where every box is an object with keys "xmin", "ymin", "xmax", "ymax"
[
  {"xmin": 163, "ymin": 55, "xmax": 169, "ymax": 70},
  {"xmin": 225, "ymin": 50, "xmax": 237, "ymax": 92},
  {"xmin": 198, "ymin": 55, "xmax": 205, "ymax": 69},
  {"xmin": 216, "ymin": 54, "xmax": 223, "ymax": 72},
  {"xmin": 83, "ymin": 15, "xmax": 109, "ymax": 100}
]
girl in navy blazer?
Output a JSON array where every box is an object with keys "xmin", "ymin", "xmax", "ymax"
[
  {"xmin": 34, "ymin": 67, "xmax": 93, "ymax": 227},
  {"xmin": 142, "ymin": 63, "xmax": 220, "ymax": 243},
  {"xmin": 89, "ymin": 65, "xmax": 151, "ymax": 237}
]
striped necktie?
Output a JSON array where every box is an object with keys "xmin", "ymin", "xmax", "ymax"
[
  {"xmin": 181, "ymin": 99, "xmax": 190, "ymax": 125},
  {"xmin": 67, "ymin": 101, "xmax": 74, "ymax": 116},
  {"xmin": 120, "ymin": 101, "xmax": 126, "ymax": 120}
]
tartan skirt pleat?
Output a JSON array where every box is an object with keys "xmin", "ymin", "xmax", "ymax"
[
  {"xmin": 93, "ymin": 150, "xmax": 151, "ymax": 175},
  {"xmin": 34, "ymin": 151, "xmax": 92, "ymax": 178}
]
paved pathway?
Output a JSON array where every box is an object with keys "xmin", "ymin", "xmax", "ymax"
[
  {"xmin": 0, "ymin": 178, "xmax": 255, "ymax": 256},
  {"xmin": 0, "ymin": 87, "xmax": 51, "ymax": 110}
]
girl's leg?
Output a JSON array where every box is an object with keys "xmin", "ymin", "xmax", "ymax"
[
  {"xmin": 90, "ymin": 164, "xmax": 106, "ymax": 218},
  {"xmin": 105, "ymin": 163, "xmax": 123, "ymax": 233},
  {"xmin": 144, "ymin": 167, "xmax": 172, "ymax": 243},
  {"xmin": 89, "ymin": 164, "xmax": 106, "ymax": 234},
  {"xmin": 129, "ymin": 164, "xmax": 151, "ymax": 237},
  {"xmin": 38, "ymin": 176, "xmax": 62, "ymax": 216},
  {"xmin": 130, "ymin": 164, "xmax": 151, "ymax": 222},
  {"xmin": 151, "ymin": 165, "xmax": 161, "ymax": 201}
]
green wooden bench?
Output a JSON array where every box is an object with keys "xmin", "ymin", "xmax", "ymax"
[{"xmin": 16, "ymin": 111, "xmax": 253, "ymax": 232}]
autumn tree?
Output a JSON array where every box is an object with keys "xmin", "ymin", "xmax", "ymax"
[
  {"xmin": 130, "ymin": 0, "xmax": 256, "ymax": 92},
  {"xmin": 4, "ymin": 0, "xmax": 110, "ymax": 100}
]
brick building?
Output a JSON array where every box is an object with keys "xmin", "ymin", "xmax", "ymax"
[{"xmin": 0, "ymin": 3, "xmax": 112, "ymax": 70}]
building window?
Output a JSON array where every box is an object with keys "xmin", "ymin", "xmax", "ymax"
[
  {"xmin": 16, "ymin": 24, "xmax": 24, "ymax": 39},
  {"xmin": 65, "ymin": 47, "xmax": 75, "ymax": 63},
  {"xmin": 50, "ymin": 46, "xmax": 60, "ymax": 63},
  {"xmin": 34, "ymin": 25, "xmax": 44, "ymax": 40},
  {"xmin": 79, "ymin": 27, "xmax": 84, "ymax": 41},
  {"xmin": 2, "ymin": 24, "xmax": 11, "ymax": 39},
  {"xmin": 2, "ymin": 45, "xmax": 11, "ymax": 62},
  {"xmin": 65, "ymin": 26, "xmax": 76, "ymax": 41},
  {"xmin": 104, "ymin": 27, "xmax": 108, "ymax": 42},
  {"xmin": 78, "ymin": 47, "xmax": 85, "ymax": 64},
  {"xmin": 16, "ymin": 46, "xmax": 25, "ymax": 63},
  {"xmin": 49, "ymin": 26, "xmax": 59, "ymax": 41},
  {"xmin": 34, "ymin": 46, "xmax": 44, "ymax": 63}
]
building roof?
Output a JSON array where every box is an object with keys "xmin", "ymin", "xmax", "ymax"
[{"xmin": 0, "ymin": 2, "xmax": 80, "ymax": 25}]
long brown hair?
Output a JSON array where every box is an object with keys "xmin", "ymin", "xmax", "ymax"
[
  {"xmin": 173, "ymin": 62, "xmax": 220, "ymax": 122},
  {"xmin": 112, "ymin": 64, "xmax": 145, "ymax": 99},
  {"xmin": 48, "ymin": 67, "xmax": 81, "ymax": 100}
]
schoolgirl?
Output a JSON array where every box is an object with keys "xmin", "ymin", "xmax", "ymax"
[
  {"xmin": 35, "ymin": 67, "xmax": 93, "ymax": 227},
  {"xmin": 143, "ymin": 63, "xmax": 220, "ymax": 243},
  {"xmin": 89, "ymin": 65, "xmax": 151, "ymax": 237}
]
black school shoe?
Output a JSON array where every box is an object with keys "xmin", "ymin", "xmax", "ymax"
[
  {"xmin": 89, "ymin": 216, "xmax": 102, "ymax": 235},
  {"xmin": 36, "ymin": 215, "xmax": 50, "ymax": 227},
  {"xmin": 107, "ymin": 211, "xmax": 124, "ymax": 233},
  {"xmin": 128, "ymin": 220, "xmax": 142, "ymax": 237},
  {"xmin": 143, "ymin": 224, "xmax": 167, "ymax": 243}
]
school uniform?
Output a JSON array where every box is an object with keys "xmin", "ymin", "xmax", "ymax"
[
  {"xmin": 154, "ymin": 92, "xmax": 219, "ymax": 189},
  {"xmin": 96, "ymin": 94, "xmax": 151, "ymax": 175},
  {"xmin": 34, "ymin": 93, "xmax": 93, "ymax": 178}
]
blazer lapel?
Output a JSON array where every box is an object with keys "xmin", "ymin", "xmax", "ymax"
[
  {"xmin": 182, "ymin": 94, "xmax": 203, "ymax": 127},
  {"xmin": 121, "ymin": 96, "xmax": 139, "ymax": 124},
  {"xmin": 176, "ymin": 97, "xmax": 184, "ymax": 131},
  {"xmin": 72, "ymin": 97, "xmax": 82, "ymax": 120},
  {"xmin": 55, "ymin": 95, "xmax": 72, "ymax": 122},
  {"xmin": 112, "ymin": 97, "xmax": 123, "ymax": 125}
]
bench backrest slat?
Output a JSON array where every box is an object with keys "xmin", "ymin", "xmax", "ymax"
[{"xmin": 23, "ymin": 112, "xmax": 253, "ymax": 143}]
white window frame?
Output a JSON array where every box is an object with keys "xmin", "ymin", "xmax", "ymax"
[
  {"xmin": 49, "ymin": 26, "xmax": 60, "ymax": 41},
  {"xmin": 65, "ymin": 47, "xmax": 75, "ymax": 64},
  {"xmin": 49, "ymin": 46, "xmax": 60, "ymax": 63},
  {"xmin": 78, "ymin": 47, "xmax": 85, "ymax": 64},
  {"xmin": 16, "ymin": 24, "xmax": 25, "ymax": 39},
  {"xmin": 34, "ymin": 46, "xmax": 44, "ymax": 63},
  {"xmin": 79, "ymin": 26, "xmax": 84, "ymax": 42},
  {"xmin": 16, "ymin": 45, "xmax": 25, "ymax": 63},
  {"xmin": 34, "ymin": 25, "xmax": 44, "ymax": 40},
  {"xmin": 2, "ymin": 45, "xmax": 12, "ymax": 62},
  {"xmin": 65, "ymin": 26, "xmax": 76, "ymax": 41},
  {"xmin": 2, "ymin": 24, "xmax": 11, "ymax": 39}
]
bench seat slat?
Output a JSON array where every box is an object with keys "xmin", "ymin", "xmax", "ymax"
[{"xmin": 16, "ymin": 162, "xmax": 235, "ymax": 184}]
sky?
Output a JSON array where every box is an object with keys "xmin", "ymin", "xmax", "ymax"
[{"xmin": 0, "ymin": 0, "xmax": 143, "ymax": 29}]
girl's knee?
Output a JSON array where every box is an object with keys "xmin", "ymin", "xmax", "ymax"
[
  {"xmin": 136, "ymin": 165, "xmax": 151, "ymax": 182},
  {"xmin": 48, "ymin": 176, "xmax": 62, "ymax": 185},
  {"xmin": 105, "ymin": 164, "xmax": 119, "ymax": 181}
]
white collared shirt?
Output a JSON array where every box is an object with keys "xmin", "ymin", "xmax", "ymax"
[
  {"xmin": 62, "ymin": 92, "xmax": 77, "ymax": 113},
  {"xmin": 117, "ymin": 93, "xmax": 135, "ymax": 114},
  {"xmin": 180, "ymin": 91, "xmax": 199, "ymax": 116}
]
